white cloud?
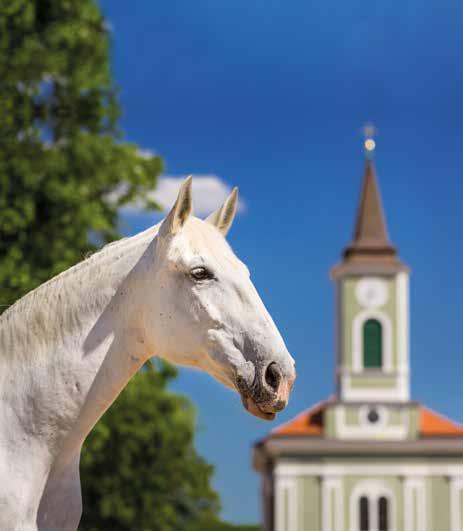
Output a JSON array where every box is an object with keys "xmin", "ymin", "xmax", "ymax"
[
  {"xmin": 120, "ymin": 175, "xmax": 245, "ymax": 217},
  {"xmin": 137, "ymin": 148, "xmax": 156, "ymax": 159}
]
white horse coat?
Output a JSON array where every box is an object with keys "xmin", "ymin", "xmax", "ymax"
[{"xmin": 0, "ymin": 178, "xmax": 295, "ymax": 530}]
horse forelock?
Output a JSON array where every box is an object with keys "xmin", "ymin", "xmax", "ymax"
[{"xmin": 183, "ymin": 217, "xmax": 247, "ymax": 273}]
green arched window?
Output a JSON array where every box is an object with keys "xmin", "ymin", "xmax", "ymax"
[{"xmin": 363, "ymin": 319, "xmax": 382, "ymax": 369}]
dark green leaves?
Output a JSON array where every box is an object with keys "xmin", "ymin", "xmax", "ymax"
[
  {"xmin": 80, "ymin": 363, "xmax": 220, "ymax": 531},
  {"xmin": 0, "ymin": 0, "xmax": 163, "ymax": 310}
]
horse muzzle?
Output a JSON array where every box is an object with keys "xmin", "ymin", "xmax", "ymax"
[{"xmin": 236, "ymin": 360, "xmax": 296, "ymax": 421}]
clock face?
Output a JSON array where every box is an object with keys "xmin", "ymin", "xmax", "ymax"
[{"xmin": 355, "ymin": 278, "xmax": 389, "ymax": 308}]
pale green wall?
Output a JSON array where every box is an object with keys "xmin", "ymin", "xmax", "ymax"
[
  {"xmin": 429, "ymin": 476, "xmax": 450, "ymax": 531},
  {"xmin": 324, "ymin": 406, "xmax": 335, "ymax": 436},
  {"xmin": 297, "ymin": 476, "xmax": 320, "ymax": 531},
  {"xmin": 276, "ymin": 457, "xmax": 459, "ymax": 531},
  {"xmin": 341, "ymin": 275, "xmax": 398, "ymax": 370},
  {"xmin": 292, "ymin": 472, "xmax": 454, "ymax": 531},
  {"xmin": 348, "ymin": 374, "xmax": 397, "ymax": 388},
  {"xmin": 409, "ymin": 407, "xmax": 420, "ymax": 439},
  {"xmin": 343, "ymin": 475, "xmax": 403, "ymax": 531},
  {"xmin": 323, "ymin": 403, "xmax": 420, "ymax": 439}
]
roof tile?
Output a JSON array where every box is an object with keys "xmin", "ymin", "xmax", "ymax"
[
  {"xmin": 419, "ymin": 406, "xmax": 463, "ymax": 437},
  {"xmin": 271, "ymin": 400, "xmax": 327, "ymax": 436}
]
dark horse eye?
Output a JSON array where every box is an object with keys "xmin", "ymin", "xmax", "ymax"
[{"xmin": 190, "ymin": 266, "xmax": 213, "ymax": 281}]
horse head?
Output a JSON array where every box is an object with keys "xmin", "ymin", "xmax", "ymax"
[{"xmin": 146, "ymin": 177, "xmax": 296, "ymax": 420}]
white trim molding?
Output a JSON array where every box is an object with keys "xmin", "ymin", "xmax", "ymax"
[
  {"xmin": 340, "ymin": 372, "xmax": 409, "ymax": 402},
  {"xmin": 352, "ymin": 310, "xmax": 393, "ymax": 373},
  {"xmin": 450, "ymin": 477, "xmax": 463, "ymax": 531},
  {"xmin": 350, "ymin": 479, "xmax": 396, "ymax": 531},
  {"xmin": 403, "ymin": 477, "xmax": 426, "ymax": 531},
  {"xmin": 322, "ymin": 477, "xmax": 343, "ymax": 531},
  {"xmin": 275, "ymin": 462, "xmax": 463, "ymax": 479},
  {"xmin": 396, "ymin": 272, "xmax": 410, "ymax": 374},
  {"xmin": 275, "ymin": 476, "xmax": 297, "ymax": 531}
]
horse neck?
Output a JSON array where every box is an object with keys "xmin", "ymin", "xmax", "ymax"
[
  {"xmin": 0, "ymin": 226, "xmax": 159, "ymax": 458},
  {"xmin": 0, "ymin": 224, "xmax": 160, "ymax": 355}
]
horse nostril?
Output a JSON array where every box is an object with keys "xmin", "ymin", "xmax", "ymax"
[{"xmin": 264, "ymin": 362, "xmax": 282, "ymax": 392}]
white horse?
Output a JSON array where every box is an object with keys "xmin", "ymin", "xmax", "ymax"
[{"xmin": 0, "ymin": 177, "xmax": 295, "ymax": 531}]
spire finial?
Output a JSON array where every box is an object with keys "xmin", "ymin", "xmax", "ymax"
[{"xmin": 363, "ymin": 123, "xmax": 376, "ymax": 160}]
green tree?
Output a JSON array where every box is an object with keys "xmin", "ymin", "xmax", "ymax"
[
  {"xmin": 80, "ymin": 362, "xmax": 221, "ymax": 531},
  {"xmin": 0, "ymin": 0, "xmax": 162, "ymax": 310},
  {"xmin": 196, "ymin": 521, "xmax": 261, "ymax": 531}
]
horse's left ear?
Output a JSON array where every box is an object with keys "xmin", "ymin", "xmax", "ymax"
[
  {"xmin": 159, "ymin": 176, "xmax": 193, "ymax": 237},
  {"xmin": 205, "ymin": 187, "xmax": 239, "ymax": 236}
]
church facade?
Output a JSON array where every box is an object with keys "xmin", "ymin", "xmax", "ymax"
[{"xmin": 253, "ymin": 155, "xmax": 463, "ymax": 531}]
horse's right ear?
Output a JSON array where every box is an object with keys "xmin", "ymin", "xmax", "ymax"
[{"xmin": 159, "ymin": 176, "xmax": 193, "ymax": 237}]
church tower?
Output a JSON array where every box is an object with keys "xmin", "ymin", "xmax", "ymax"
[
  {"xmin": 254, "ymin": 138, "xmax": 463, "ymax": 531},
  {"xmin": 327, "ymin": 146, "xmax": 415, "ymax": 439}
]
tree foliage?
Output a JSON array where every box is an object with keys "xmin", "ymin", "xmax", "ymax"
[
  {"xmin": 80, "ymin": 362, "xmax": 221, "ymax": 531},
  {"xmin": 199, "ymin": 522, "xmax": 261, "ymax": 531},
  {"xmin": 0, "ymin": 0, "xmax": 163, "ymax": 310}
]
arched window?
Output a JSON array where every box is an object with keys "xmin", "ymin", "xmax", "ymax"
[
  {"xmin": 378, "ymin": 497, "xmax": 389, "ymax": 531},
  {"xmin": 355, "ymin": 492, "xmax": 391, "ymax": 531},
  {"xmin": 360, "ymin": 496, "xmax": 369, "ymax": 531},
  {"xmin": 363, "ymin": 318, "xmax": 382, "ymax": 369}
]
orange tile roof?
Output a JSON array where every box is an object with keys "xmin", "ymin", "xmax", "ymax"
[
  {"xmin": 419, "ymin": 406, "xmax": 463, "ymax": 437},
  {"xmin": 271, "ymin": 399, "xmax": 328, "ymax": 436},
  {"xmin": 270, "ymin": 400, "xmax": 463, "ymax": 438}
]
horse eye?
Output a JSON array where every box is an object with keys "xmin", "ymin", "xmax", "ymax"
[{"xmin": 190, "ymin": 266, "xmax": 213, "ymax": 281}]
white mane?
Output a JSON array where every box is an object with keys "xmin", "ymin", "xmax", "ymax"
[{"xmin": 0, "ymin": 224, "xmax": 161, "ymax": 357}]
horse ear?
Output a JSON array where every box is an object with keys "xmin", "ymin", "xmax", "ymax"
[
  {"xmin": 205, "ymin": 187, "xmax": 238, "ymax": 236},
  {"xmin": 159, "ymin": 176, "xmax": 193, "ymax": 237}
]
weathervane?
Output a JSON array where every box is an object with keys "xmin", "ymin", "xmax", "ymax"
[{"xmin": 362, "ymin": 123, "xmax": 376, "ymax": 159}]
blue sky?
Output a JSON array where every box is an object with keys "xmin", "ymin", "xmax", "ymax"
[{"xmin": 99, "ymin": 0, "xmax": 463, "ymax": 523}]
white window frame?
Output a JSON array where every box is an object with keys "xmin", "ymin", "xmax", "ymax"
[{"xmin": 350, "ymin": 480, "xmax": 395, "ymax": 531}]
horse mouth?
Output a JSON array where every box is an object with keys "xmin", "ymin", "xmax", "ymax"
[
  {"xmin": 235, "ymin": 367, "xmax": 289, "ymax": 421},
  {"xmin": 241, "ymin": 395, "xmax": 276, "ymax": 421}
]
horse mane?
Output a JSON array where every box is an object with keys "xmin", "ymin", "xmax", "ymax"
[{"xmin": 0, "ymin": 224, "xmax": 161, "ymax": 357}]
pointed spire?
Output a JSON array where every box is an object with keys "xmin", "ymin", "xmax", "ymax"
[
  {"xmin": 342, "ymin": 159, "xmax": 399, "ymax": 265},
  {"xmin": 351, "ymin": 159, "xmax": 391, "ymax": 249},
  {"xmin": 331, "ymin": 149, "xmax": 408, "ymax": 278}
]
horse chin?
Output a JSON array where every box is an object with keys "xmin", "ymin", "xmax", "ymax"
[{"xmin": 241, "ymin": 395, "xmax": 276, "ymax": 421}]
